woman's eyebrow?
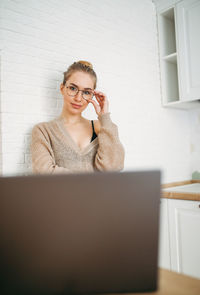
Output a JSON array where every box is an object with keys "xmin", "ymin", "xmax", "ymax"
[{"xmin": 69, "ymin": 83, "xmax": 93, "ymax": 90}]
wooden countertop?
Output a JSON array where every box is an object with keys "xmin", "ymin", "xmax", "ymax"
[
  {"xmin": 101, "ymin": 268, "xmax": 200, "ymax": 295},
  {"xmin": 155, "ymin": 269, "xmax": 200, "ymax": 295},
  {"xmin": 161, "ymin": 180, "xmax": 200, "ymax": 201}
]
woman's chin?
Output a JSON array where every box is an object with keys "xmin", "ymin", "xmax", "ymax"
[{"xmin": 69, "ymin": 107, "xmax": 83, "ymax": 114}]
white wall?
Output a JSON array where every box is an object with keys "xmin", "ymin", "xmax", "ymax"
[
  {"xmin": 0, "ymin": 0, "xmax": 198, "ymax": 183},
  {"xmin": 189, "ymin": 109, "xmax": 200, "ymax": 178}
]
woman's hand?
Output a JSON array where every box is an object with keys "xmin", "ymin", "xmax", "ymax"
[{"xmin": 88, "ymin": 90, "xmax": 109, "ymax": 116}]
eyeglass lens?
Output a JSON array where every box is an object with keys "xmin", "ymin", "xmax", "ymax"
[{"xmin": 67, "ymin": 86, "xmax": 94, "ymax": 100}]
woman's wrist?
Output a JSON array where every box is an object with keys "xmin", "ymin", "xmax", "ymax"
[{"xmin": 98, "ymin": 112, "xmax": 112, "ymax": 125}]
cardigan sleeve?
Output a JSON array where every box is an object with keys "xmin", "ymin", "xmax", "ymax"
[
  {"xmin": 94, "ymin": 112, "xmax": 125, "ymax": 172},
  {"xmin": 31, "ymin": 124, "xmax": 71, "ymax": 174}
]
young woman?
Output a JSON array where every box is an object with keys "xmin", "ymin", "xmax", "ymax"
[{"xmin": 31, "ymin": 60, "xmax": 125, "ymax": 174}]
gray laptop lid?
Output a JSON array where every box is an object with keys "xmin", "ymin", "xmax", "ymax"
[{"xmin": 0, "ymin": 170, "xmax": 161, "ymax": 294}]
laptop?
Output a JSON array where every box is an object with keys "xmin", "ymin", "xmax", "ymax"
[{"xmin": 0, "ymin": 170, "xmax": 161, "ymax": 295}]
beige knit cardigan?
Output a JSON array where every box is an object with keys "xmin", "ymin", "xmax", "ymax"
[{"xmin": 31, "ymin": 112, "xmax": 125, "ymax": 174}]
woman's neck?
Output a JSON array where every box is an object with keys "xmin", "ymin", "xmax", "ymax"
[{"xmin": 60, "ymin": 109, "xmax": 83, "ymax": 125}]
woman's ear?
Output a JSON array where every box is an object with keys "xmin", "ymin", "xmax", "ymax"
[{"xmin": 60, "ymin": 83, "xmax": 65, "ymax": 95}]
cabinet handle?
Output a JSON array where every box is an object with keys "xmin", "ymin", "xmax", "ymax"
[{"xmin": 199, "ymin": 204, "xmax": 200, "ymax": 209}]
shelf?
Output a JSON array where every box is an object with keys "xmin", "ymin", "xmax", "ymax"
[
  {"xmin": 162, "ymin": 99, "xmax": 200, "ymax": 110},
  {"xmin": 162, "ymin": 7, "xmax": 174, "ymax": 20},
  {"xmin": 163, "ymin": 52, "xmax": 177, "ymax": 64},
  {"xmin": 162, "ymin": 60, "xmax": 179, "ymax": 103},
  {"xmin": 159, "ymin": 8, "xmax": 176, "ymax": 56},
  {"xmin": 158, "ymin": 7, "xmax": 179, "ymax": 104}
]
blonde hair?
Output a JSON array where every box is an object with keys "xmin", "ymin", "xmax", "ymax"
[{"xmin": 62, "ymin": 60, "xmax": 97, "ymax": 89}]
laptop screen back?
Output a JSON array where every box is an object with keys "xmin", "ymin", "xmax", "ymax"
[{"xmin": 0, "ymin": 170, "xmax": 161, "ymax": 294}]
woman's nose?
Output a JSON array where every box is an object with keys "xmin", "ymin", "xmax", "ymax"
[{"xmin": 74, "ymin": 91, "xmax": 82, "ymax": 101}]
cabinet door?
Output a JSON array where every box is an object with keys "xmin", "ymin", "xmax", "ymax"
[
  {"xmin": 158, "ymin": 199, "xmax": 171, "ymax": 270},
  {"xmin": 176, "ymin": 0, "xmax": 200, "ymax": 101},
  {"xmin": 168, "ymin": 199, "xmax": 200, "ymax": 279}
]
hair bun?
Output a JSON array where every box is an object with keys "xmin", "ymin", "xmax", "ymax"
[{"xmin": 77, "ymin": 60, "xmax": 93, "ymax": 70}]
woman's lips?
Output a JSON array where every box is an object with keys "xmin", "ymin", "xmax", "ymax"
[{"xmin": 71, "ymin": 103, "xmax": 82, "ymax": 109}]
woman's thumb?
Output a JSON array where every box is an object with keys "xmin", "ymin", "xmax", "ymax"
[{"xmin": 88, "ymin": 99, "xmax": 99, "ymax": 112}]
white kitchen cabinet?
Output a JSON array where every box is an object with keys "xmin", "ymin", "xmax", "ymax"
[
  {"xmin": 155, "ymin": 0, "xmax": 200, "ymax": 109},
  {"xmin": 158, "ymin": 198, "xmax": 171, "ymax": 270},
  {"xmin": 153, "ymin": 0, "xmax": 181, "ymax": 12},
  {"xmin": 168, "ymin": 199, "xmax": 200, "ymax": 279},
  {"xmin": 176, "ymin": 0, "xmax": 200, "ymax": 101}
]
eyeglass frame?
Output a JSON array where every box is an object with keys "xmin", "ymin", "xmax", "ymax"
[{"xmin": 65, "ymin": 84, "xmax": 95, "ymax": 100}]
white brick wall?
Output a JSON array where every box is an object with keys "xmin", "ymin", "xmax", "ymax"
[{"xmin": 0, "ymin": 0, "xmax": 197, "ymax": 182}]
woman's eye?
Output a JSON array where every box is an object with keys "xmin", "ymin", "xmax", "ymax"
[
  {"xmin": 70, "ymin": 86, "xmax": 76, "ymax": 91},
  {"xmin": 84, "ymin": 91, "xmax": 90, "ymax": 95}
]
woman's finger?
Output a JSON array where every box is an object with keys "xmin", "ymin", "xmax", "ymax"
[
  {"xmin": 99, "ymin": 93, "xmax": 106, "ymax": 101},
  {"xmin": 88, "ymin": 99, "xmax": 101, "ymax": 114},
  {"xmin": 94, "ymin": 92, "xmax": 105, "ymax": 102},
  {"xmin": 95, "ymin": 96, "xmax": 103, "ymax": 106},
  {"xmin": 94, "ymin": 94, "xmax": 103, "ymax": 105},
  {"xmin": 94, "ymin": 91, "xmax": 104, "ymax": 96},
  {"xmin": 92, "ymin": 90, "xmax": 109, "ymax": 114}
]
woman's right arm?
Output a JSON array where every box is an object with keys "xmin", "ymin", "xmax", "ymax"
[{"xmin": 31, "ymin": 124, "xmax": 71, "ymax": 174}]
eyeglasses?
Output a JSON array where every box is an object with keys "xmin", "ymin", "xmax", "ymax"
[{"xmin": 65, "ymin": 85, "xmax": 94, "ymax": 100}]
